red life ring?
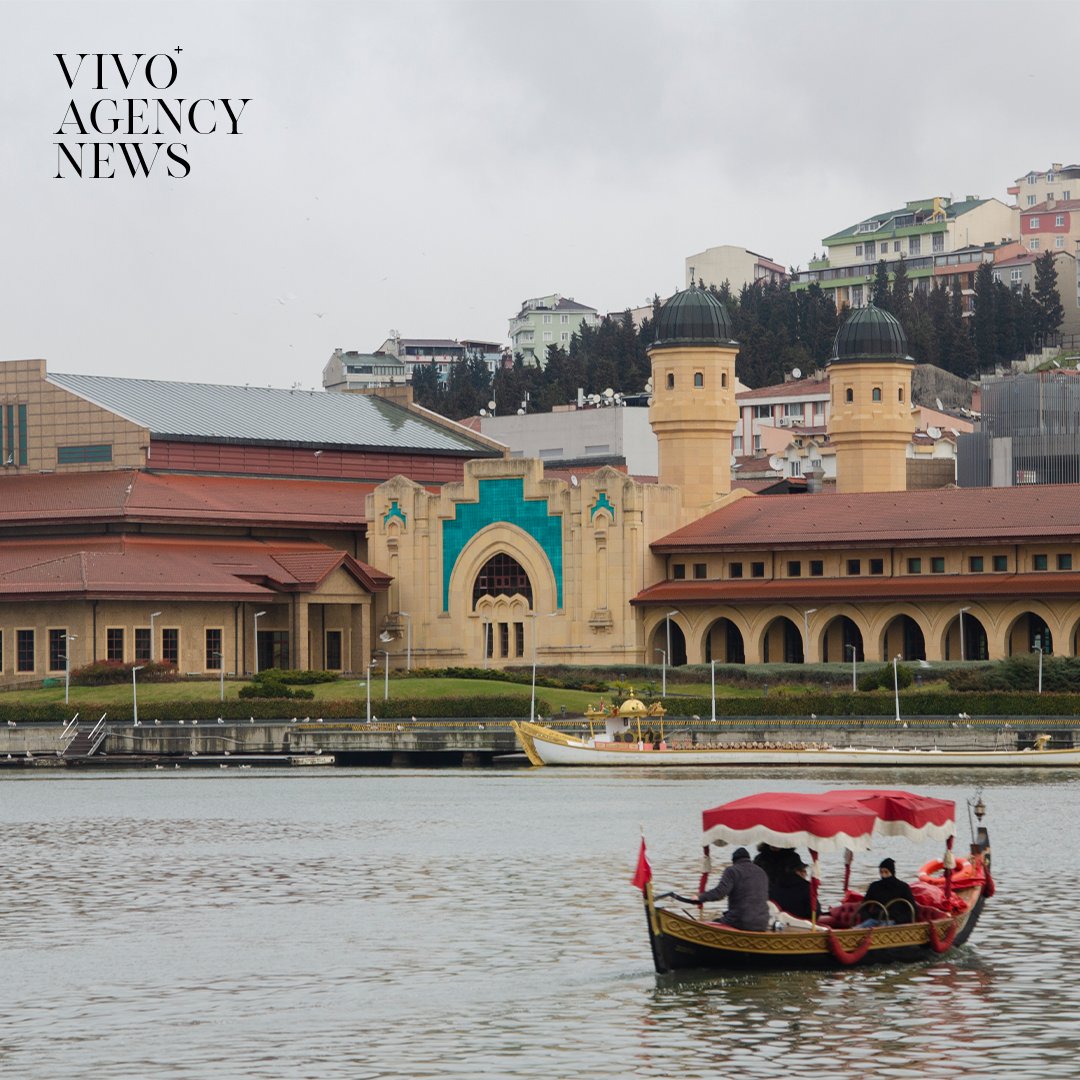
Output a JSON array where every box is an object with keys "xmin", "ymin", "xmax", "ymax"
[{"xmin": 918, "ymin": 857, "xmax": 970, "ymax": 888}]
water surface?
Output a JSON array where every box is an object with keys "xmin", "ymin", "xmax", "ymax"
[{"xmin": 2, "ymin": 767, "xmax": 1074, "ymax": 1078}]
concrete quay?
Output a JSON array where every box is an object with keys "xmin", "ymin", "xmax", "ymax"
[{"xmin": 1, "ymin": 717, "xmax": 1077, "ymax": 769}]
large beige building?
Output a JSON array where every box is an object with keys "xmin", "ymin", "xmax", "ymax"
[
  {"xmin": 685, "ymin": 245, "xmax": 786, "ymax": 292},
  {"xmin": 4, "ymin": 293, "xmax": 1080, "ymax": 684}
]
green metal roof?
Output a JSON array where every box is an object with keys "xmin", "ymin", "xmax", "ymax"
[
  {"xmin": 47, "ymin": 372, "xmax": 499, "ymax": 457},
  {"xmin": 822, "ymin": 198, "xmax": 988, "ymax": 246},
  {"xmin": 651, "ymin": 286, "xmax": 737, "ymax": 348},
  {"xmin": 828, "ymin": 305, "xmax": 913, "ymax": 365}
]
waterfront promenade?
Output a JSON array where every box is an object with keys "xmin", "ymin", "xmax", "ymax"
[{"xmin": 2, "ymin": 715, "xmax": 1075, "ymax": 768}]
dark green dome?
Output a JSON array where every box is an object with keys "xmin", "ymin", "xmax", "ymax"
[
  {"xmin": 652, "ymin": 286, "xmax": 736, "ymax": 348},
  {"xmin": 829, "ymin": 304, "xmax": 912, "ymax": 364}
]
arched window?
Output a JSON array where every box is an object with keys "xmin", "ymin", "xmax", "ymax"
[
  {"xmin": 666, "ymin": 373, "xmax": 675, "ymax": 389},
  {"xmin": 872, "ymin": 387, "xmax": 882, "ymax": 402},
  {"xmin": 898, "ymin": 386, "xmax": 905, "ymax": 402},
  {"xmin": 693, "ymin": 371, "xmax": 704, "ymax": 388},
  {"xmin": 472, "ymin": 553, "xmax": 533, "ymax": 609},
  {"xmin": 845, "ymin": 387, "xmax": 854, "ymax": 403},
  {"xmin": 721, "ymin": 372, "xmax": 728, "ymax": 388}
]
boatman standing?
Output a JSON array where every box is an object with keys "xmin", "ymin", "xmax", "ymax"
[{"xmin": 697, "ymin": 847, "xmax": 770, "ymax": 931}]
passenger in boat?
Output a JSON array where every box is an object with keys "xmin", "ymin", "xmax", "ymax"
[
  {"xmin": 769, "ymin": 856, "xmax": 821, "ymax": 921},
  {"xmin": 857, "ymin": 858, "xmax": 917, "ymax": 926},
  {"xmin": 754, "ymin": 843, "xmax": 803, "ymax": 885},
  {"xmin": 697, "ymin": 847, "xmax": 770, "ymax": 931}
]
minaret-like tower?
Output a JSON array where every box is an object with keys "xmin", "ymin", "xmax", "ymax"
[
  {"xmin": 827, "ymin": 305, "xmax": 915, "ymax": 494},
  {"xmin": 647, "ymin": 286, "xmax": 740, "ymax": 515}
]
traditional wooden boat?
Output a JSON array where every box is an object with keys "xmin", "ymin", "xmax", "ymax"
[
  {"xmin": 638, "ymin": 788, "xmax": 993, "ymax": 973},
  {"xmin": 512, "ymin": 716, "xmax": 1080, "ymax": 768}
]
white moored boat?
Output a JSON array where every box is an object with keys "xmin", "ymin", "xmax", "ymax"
[{"xmin": 511, "ymin": 693, "xmax": 1080, "ymax": 768}]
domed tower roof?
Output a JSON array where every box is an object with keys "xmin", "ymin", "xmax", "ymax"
[
  {"xmin": 829, "ymin": 304, "xmax": 913, "ymax": 364},
  {"xmin": 651, "ymin": 286, "xmax": 737, "ymax": 348}
]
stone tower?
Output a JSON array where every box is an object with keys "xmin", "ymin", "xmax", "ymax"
[
  {"xmin": 647, "ymin": 286, "xmax": 739, "ymax": 516},
  {"xmin": 827, "ymin": 305, "xmax": 915, "ymax": 494}
]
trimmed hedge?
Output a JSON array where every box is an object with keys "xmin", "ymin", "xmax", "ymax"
[
  {"xmin": 946, "ymin": 656, "xmax": 1080, "ymax": 693},
  {"xmin": 657, "ymin": 690, "xmax": 1080, "ymax": 719},
  {"xmin": 72, "ymin": 661, "xmax": 178, "ymax": 686},
  {"xmin": 0, "ymin": 693, "xmax": 550, "ymax": 723}
]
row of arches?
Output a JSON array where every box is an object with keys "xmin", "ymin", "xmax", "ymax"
[{"xmin": 650, "ymin": 609, "xmax": 1065, "ymax": 665}]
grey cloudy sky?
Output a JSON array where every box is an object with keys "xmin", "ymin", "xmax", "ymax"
[{"xmin": 3, "ymin": 1, "xmax": 1075, "ymax": 388}]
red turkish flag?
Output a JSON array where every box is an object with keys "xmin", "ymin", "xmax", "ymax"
[{"xmin": 631, "ymin": 837, "xmax": 652, "ymax": 891}]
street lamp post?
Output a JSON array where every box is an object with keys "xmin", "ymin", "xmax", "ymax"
[
  {"xmin": 656, "ymin": 649, "xmax": 667, "ymax": 697},
  {"xmin": 213, "ymin": 652, "xmax": 225, "ymax": 702},
  {"xmin": 528, "ymin": 611, "xmax": 557, "ymax": 722},
  {"xmin": 378, "ymin": 649, "xmax": 390, "ymax": 700},
  {"xmin": 253, "ymin": 610, "xmax": 267, "ymax": 675},
  {"xmin": 364, "ymin": 659, "xmax": 376, "ymax": 722},
  {"xmin": 398, "ymin": 611, "xmax": 412, "ymax": 671},
  {"xmin": 664, "ymin": 611, "xmax": 678, "ymax": 696},
  {"xmin": 710, "ymin": 658, "xmax": 716, "ymax": 723},
  {"xmin": 845, "ymin": 643, "xmax": 857, "ymax": 692},
  {"xmin": 1034, "ymin": 642, "xmax": 1043, "ymax": 694},
  {"xmin": 149, "ymin": 611, "xmax": 162, "ymax": 662},
  {"xmin": 64, "ymin": 633, "xmax": 77, "ymax": 705},
  {"xmin": 893, "ymin": 654, "xmax": 902, "ymax": 722},
  {"xmin": 959, "ymin": 607, "xmax": 971, "ymax": 662},
  {"xmin": 132, "ymin": 665, "xmax": 145, "ymax": 726},
  {"xmin": 803, "ymin": 609, "xmax": 817, "ymax": 664}
]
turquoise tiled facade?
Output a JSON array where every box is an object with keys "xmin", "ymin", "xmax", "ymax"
[
  {"xmin": 590, "ymin": 491, "xmax": 616, "ymax": 521},
  {"xmin": 441, "ymin": 478, "xmax": 563, "ymax": 610}
]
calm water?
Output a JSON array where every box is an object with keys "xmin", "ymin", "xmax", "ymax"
[{"xmin": 2, "ymin": 766, "xmax": 1077, "ymax": 1079}]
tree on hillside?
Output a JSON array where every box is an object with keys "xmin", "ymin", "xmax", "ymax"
[
  {"xmin": 890, "ymin": 257, "xmax": 913, "ymax": 328},
  {"xmin": 972, "ymin": 262, "xmax": 997, "ymax": 371},
  {"xmin": 871, "ymin": 260, "xmax": 891, "ymax": 310},
  {"xmin": 1033, "ymin": 251, "xmax": 1065, "ymax": 343},
  {"xmin": 410, "ymin": 362, "xmax": 442, "ymax": 412}
]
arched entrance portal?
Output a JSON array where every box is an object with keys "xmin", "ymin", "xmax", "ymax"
[
  {"xmin": 473, "ymin": 554, "xmax": 533, "ymax": 662},
  {"xmin": 881, "ymin": 614, "xmax": 926, "ymax": 661},
  {"xmin": 704, "ymin": 617, "xmax": 745, "ymax": 664},
  {"xmin": 1007, "ymin": 612, "xmax": 1053, "ymax": 657},
  {"xmin": 762, "ymin": 616, "xmax": 803, "ymax": 664},
  {"xmin": 944, "ymin": 612, "xmax": 989, "ymax": 661},
  {"xmin": 650, "ymin": 620, "xmax": 687, "ymax": 666},
  {"xmin": 821, "ymin": 615, "xmax": 863, "ymax": 663}
]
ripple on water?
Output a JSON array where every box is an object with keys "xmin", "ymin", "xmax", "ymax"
[{"xmin": 3, "ymin": 769, "xmax": 1080, "ymax": 1078}]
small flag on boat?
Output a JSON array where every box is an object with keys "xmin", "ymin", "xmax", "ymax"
[{"xmin": 631, "ymin": 837, "xmax": 652, "ymax": 891}]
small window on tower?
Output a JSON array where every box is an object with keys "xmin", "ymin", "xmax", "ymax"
[
  {"xmin": 721, "ymin": 372, "xmax": 728, "ymax": 388},
  {"xmin": 872, "ymin": 387, "xmax": 882, "ymax": 402},
  {"xmin": 898, "ymin": 386, "xmax": 904, "ymax": 402},
  {"xmin": 693, "ymin": 372, "xmax": 704, "ymax": 388},
  {"xmin": 845, "ymin": 388, "xmax": 854, "ymax": 403},
  {"xmin": 666, "ymin": 373, "xmax": 675, "ymax": 389}
]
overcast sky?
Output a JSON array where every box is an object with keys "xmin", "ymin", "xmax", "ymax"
[{"xmin": 3, "ymin": 1, "xmax": 1075, "ymax": 389}]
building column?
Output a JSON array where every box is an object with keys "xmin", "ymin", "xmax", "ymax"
[{"xmin": 292, "ymin": 597, "xmax": 310, "ymax": 671}]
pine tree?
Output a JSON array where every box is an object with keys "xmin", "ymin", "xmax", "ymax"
[
  {"xmin": 890, "ymin": 257, "xmax": 913, "ymax": 327},
  {"xmin": 871, "ymin": 260, "xmax": 891, "ymax": 310},
  {"xmin": 972, "ymin": 262, "xmax": 996, "ymax": 372},
  {"xmin": 1033, "ymin": 251, "xmax": 1065, "ymax": 343}
]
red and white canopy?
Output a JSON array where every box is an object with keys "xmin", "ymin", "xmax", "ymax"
[{"xmin": 702, "ymin": 789, "xmax": 955, "ymax": 853}]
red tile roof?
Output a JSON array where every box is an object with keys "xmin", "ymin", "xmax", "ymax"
[
  {"xmin": 0, "ymin": 536, "xmax": 390, "ymax": 600},
  {"xmin": 632, "ymin": 572, "xmax": 1080, "ymax": 606},
  {"xmin": 1022, "ymin": 198, "xmax": 1080, "ymax": 215},
  {"xmin": 652, "ymin": 484, "xmax": 1080, "ymax": 551},
  {"xmin": 737, "ymin": 379, "xmax": 829, "ymax": 401},
  {"xmin": 0, "ymin": 471, "xmax": 373, "ymax": 528}
]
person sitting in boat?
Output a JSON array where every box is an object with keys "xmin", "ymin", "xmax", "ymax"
[
  {"xmin": 857, "ymin": 858, "xmax": 917, "ymax": 926},
  {"xmin": 754, "ymin": 843, "xmax": 803, "ymax": 885},
  {"xmin": 769, "ymin": 856, "xmax": 821, "ymax": 922},
  {"xmin": 696, "ymin": 847, "xmax": 770, "ymax": 932}
]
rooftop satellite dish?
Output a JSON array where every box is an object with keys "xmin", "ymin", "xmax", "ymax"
[
  {"xmin": 479, "ymin": 408, "xmax": 487, "ymax": 416},
  {"xmin": 768, "ymin": 454, "xmax": 783, "ymax": 470},
  {"xmin": 570, "ymin": 474, "xmax": 579, "ymax": 487},
  {"xmin": 927, "ymin": 425, "xmax": 942, "ymax": 439},
  {"xmin": 935, "ymin": 397, "xmax": 944, "ymax": 411},
  {"xmin": 644, "ymin": 380, "xmax": 653, "ymax": 393},
  {"xmin": 791, "ymin": 367, "xmax": 802, "ymax": 379},
  {"xmin": 487, "ymin": 400, "xmax": 496, "ymax": 410},
  {"xmin": 603, "ymin": 387, "xmax": 614, "ymax": 398},
  {"xmin": 730, "ymin": 454, "xmax": 737, "ymax": 466},
  {"xmin": 379, "ymin": 631, "xmax": 394, "ymax": 643}
]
